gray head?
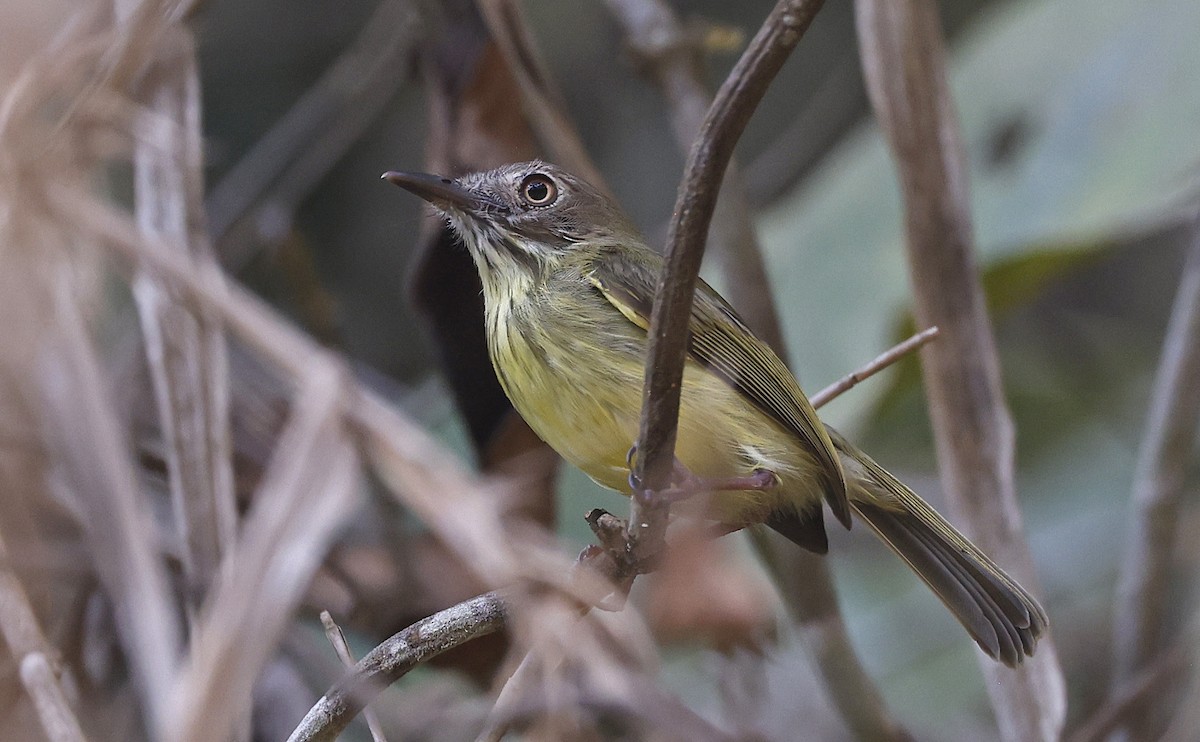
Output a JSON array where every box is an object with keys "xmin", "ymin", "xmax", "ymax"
[{"xmin": 384, "ymin": 161, "xmax": 639, "ymax": 277}]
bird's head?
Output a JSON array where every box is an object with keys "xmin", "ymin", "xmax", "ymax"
[{"xmin": 384, "ymin": 161, "xmax": 638, "ymax": 282}]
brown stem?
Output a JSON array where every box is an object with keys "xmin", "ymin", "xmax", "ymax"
[
  {"xmin": 630, "ymin": 0, "xmax": 827, "ymax": 568},
  {"xmin": 856, "ymin": 0, "xmax": 1065, "ymax": 739}
]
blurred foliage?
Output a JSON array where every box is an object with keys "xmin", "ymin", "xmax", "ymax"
[{"xmin": 185, "ymin": 0, "xmax": 1200, "ymax": 737}]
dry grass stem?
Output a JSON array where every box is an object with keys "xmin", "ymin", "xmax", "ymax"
[
  {"xmin": 855, "ymin": 0, "xmax": 1065, "ymax": 739},
  {"xmin": 0, "ymin": 531, "xmax": 86, "ymax": 742}
]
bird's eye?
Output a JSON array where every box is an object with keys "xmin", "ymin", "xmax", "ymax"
[{"xmin": 519, "ymin": 173, "xmax": 558, "ymax": 206}]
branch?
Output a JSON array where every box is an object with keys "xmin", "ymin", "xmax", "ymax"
[
  {"xmin": 1108, "ymin": 211, "xmax": 1200, "ymax": 738},
  {"xmin": 856, "ymin": 1, "xmax": 1065, "ymax": 740},
  {"xmin": 630, "ymin": 0, "xmax": 827, "ymax": 568},
  {"xmin": 288, "ymin": 592, "xmax": 509, "ymax": 742},
  {"xmin": 810, "ymin": 326, "xmax": 939, "ymax": 408}
]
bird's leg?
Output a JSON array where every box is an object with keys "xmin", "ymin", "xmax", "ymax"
[{"xmin": 626, "ymin": 444, "xmax": 778, "ymax": 504}]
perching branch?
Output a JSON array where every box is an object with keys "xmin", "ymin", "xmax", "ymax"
[
  {"xmin": 856, "ymin": 1, "xmax": 1065, "ymax": 740},
  {"xmin": 1108, "ymin": 211, "xmax": 1200, "ymax": 738},
  {"xmin": 630, "ymin": 0, "xmax": 827, "ymax": 569},
  {"xmin": 287, "ymin": 325, "xmax": 938, "ymax": 742}
]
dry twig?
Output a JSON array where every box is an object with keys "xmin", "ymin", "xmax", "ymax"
[{"xmin": 856, "ymin": 0, "xmax": 1065, "ymax": 739}]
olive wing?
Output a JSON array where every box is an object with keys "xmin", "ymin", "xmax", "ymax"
[{"xmin": 585, "ymin": 247, "xmax": 851, "ymax": 529}]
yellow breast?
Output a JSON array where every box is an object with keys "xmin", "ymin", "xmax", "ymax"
[{"xmin": 482, "ymin": 281, "xmax": 825, "ymax": 528}]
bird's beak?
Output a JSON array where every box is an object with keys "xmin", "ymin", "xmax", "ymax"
[{"xmin": 382, "ymin": 171, "xmax": 488, "ymax": 212}]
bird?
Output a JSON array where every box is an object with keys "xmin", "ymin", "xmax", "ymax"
[{"xmin": 384, "ymin": 160, "xmax": 1047, "ymax": 666}]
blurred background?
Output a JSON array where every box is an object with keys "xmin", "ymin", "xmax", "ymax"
[{"xmin": 2, "ymin": 0, "xmax": 1198, "ymax": 740}]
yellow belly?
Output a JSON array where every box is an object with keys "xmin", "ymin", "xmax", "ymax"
[{"xmin": 488, "ymin": 304, "xmax": 826, "ymax": 527}]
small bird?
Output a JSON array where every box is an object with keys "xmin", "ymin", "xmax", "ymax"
[{"xmin": 385, "ymin": 160, "xmax": 1047, "ymax": 666}]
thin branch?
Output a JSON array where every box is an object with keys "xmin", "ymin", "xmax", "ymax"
[
  {"xmin": 321, "ymin": 611, "xmax": 388, "ymax": 742},
  {"xmin": 810, "ymin": 326, "xmax": 939, "ymax": 408},
  {"xmin": 1109, "ymin": 211, "xmax": 1200, "ymax": 738},
  {"xmin": 40, "ymin": 277, "xmax": 182, "ymax": 740},
  {"xmin": 856, "ymin": 1, "xmax": 1065, "ymax": 740},
  {"xmin": 288, "ymin": 592, "xmax": 509, "ymax": 742},
  {"xmin": 631, "ymin": 0, "xmax": 827, "ymax": 567}
]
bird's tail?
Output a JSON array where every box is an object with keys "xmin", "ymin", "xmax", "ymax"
[{"xmin": 834, "ymin": 435, "xmax": 1048, "ymax": 666}]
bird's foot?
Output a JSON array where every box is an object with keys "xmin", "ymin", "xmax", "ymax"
[{"xmin": 625, "ymin": 444, "xmax": 779, "ymax": 505}]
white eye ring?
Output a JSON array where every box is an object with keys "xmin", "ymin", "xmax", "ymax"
[{"xmin": 519, "ymin": 173, "xmax": 558, "ymax": 206}]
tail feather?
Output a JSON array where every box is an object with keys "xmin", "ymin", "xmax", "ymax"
[{"xmin": 834, "ymin": 436, "xmax": 1048, "ymax": 666}]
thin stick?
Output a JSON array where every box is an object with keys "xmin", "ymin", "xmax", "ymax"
[
  {"xmin": 321, "ymin": 611, "xmax": 388, "ymax": 742},
  {"xmin": 631, "ymin": 0, "xmax": 827, "ymax": 568},
  {"xmin": 810, "ymin": 326, "xmax": 939, "ymax": 409}
]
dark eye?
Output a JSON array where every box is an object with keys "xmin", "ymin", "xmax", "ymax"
[{"xmin": 519, "ymin": 173, "xmax": 558, "ymax": 206}]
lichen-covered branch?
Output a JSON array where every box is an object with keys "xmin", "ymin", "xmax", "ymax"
[{"xmin": 288, "ymin": 592, "xmax": 509, "ymax": 742}]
